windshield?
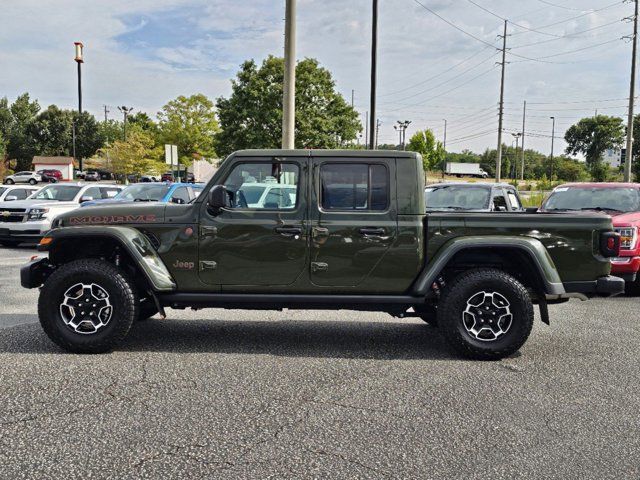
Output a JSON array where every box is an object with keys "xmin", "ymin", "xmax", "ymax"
[
  {"xmin": 116, "ymin": 184, "xmax": 170, "ymax": 202},
  {"xmin": 544, "ymin": 187, "xmax": 640, "ymax": 213},
  {"xmin": 425, "ymin": 185, "xmax": 491, "ymax": 210},
  {"xmin": 0, "ymin": 187, "xmax": 7, "ymax": 197},
  {"xmin": 240, "ymin": 185, "xmax": 267, "ymax": 204},
  {"xmin": 32, "ymin": 185, "xmax": 82, "ymax": 202}
]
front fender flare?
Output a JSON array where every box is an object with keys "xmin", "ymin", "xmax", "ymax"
[
  {"xmin": 42, "ymin": 226, "xmax": 176, "ymax": 292},
  {"xmin": 412, "ymin": 236, "xmax": 565, "ymax": 296}
]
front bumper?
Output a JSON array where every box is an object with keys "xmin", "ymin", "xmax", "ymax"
[
  {"xmin": 0, "ymin": 219, "xmax": 51, "ymax": 244},
  {"xmin": 611, "ymin": 255, "xmax": 640, "ymax": 282},
  {"xmin": 563, "ymin": 275, "xmax": 626, "ymax": 297},
  {"xmin": 20, "ymin": 257, "xmax": 54, "ymax": 289}
]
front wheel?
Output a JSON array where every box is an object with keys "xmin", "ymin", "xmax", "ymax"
[
  {"xmin": 437, "ymin": 269, "xmax": 534, "ymax": 360},
  {"xmin": 29, "ymin": 179, "xmax": 37, "ymax": 185},
  {"xmin": 38, "ymin": 259, "xmax": 138, "ymax": 353},
  {"xmin": 4, "ymin": 178, "xmax": 14, "ymax": 185}
]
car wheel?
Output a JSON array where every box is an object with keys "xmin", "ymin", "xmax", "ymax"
[
  {"xmin": 4, "ymin": 179, "xmax": 14, "ymax": 185},
  {"xmin": 28, "ymin": 179, "xmax": 37, "ymax": 185},
  {"xmin": 437, "ymin": 269, "xmax": 534, "ymax": 360},
  {"xmin": 38, "ymin": 259, "xmax": 138, "ymax": 353}
]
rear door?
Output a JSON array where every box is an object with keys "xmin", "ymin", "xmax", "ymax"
[
  {"xmin": 309, "ymin": 157, "xmax": 397, "ymax": 288},
  {"xmin": 198, "ymin": 156, "xmax": 308, "ymax": 287}
]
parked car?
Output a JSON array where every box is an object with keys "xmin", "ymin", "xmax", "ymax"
[
  {"xmin": 139, "ymin": 175, "xmax": 158, "ymax": 183},
  {"xmin": 185, "ymin": 172, "xmax": 195, "ymax": 183},
  {"xmin": 541, "ymin": 182, "xmax": 640, "ymax": 291},
  {"xmin": 0, "ymin": 183, "xmax": 122, "ymax": 246},
  {"xmin": 37, "ymin": 169, "xmax": 63, "ymax": 183},
  {"xmin": 425, "ymin": 182, "xmax": 523, "ymax": 212},
  {"xmin": 22, "ymin": 149, "xmax": 623, "ymax": 358},
  {"xmin": 81, "ymin": 182, "xmax": 204, "ymax": 207},
  {"xmin": 74, "ymin": 170, "xmax": 86, "ymax": 179},
  {"xmin": 237, "ymin": 182, "xmax": 297, "ymax": 209},
  {"xmin": 84, "ymin": 171, "xmax": 101, "ymax": 182},
  {"xmin": 161, "ymin": 172, "xmax": 175, "ymax": 182},
  {"xmin": 3, "ymin": 171, "xmax": 42, "ymax": 185},
  {"xmin": 0, "ymin": 185, "xmax": 40, "ymax": 202}
]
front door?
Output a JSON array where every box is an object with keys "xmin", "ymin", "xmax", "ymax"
[
  {"xmin": 309, "ymin": 158, "xmax": 398, "ymax": 288},
  {"xmin": 198, "ymin": 157, "xmax": 308, "ymax": 287}
]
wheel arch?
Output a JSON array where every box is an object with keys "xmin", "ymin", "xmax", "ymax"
[
  {"xmin": 42, "ymin": 226, "xmax": 176, "ymax": 292},
  {"xmin": 412, "ymin": 236, "xmax": 565, "ymax": 297}
]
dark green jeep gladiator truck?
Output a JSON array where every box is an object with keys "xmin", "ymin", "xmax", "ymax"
[{"xmin": 22, "ymin": 150, "xmax": 624, "ymax": 359}]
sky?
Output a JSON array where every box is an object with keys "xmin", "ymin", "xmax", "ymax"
[{"xmin": 0, "ymin": 0, "xmax": 635, "ymax": 157}]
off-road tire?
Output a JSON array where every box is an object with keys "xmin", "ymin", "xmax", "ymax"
[
  {"xmin": 437, "ymin": 269, "xmax": 534, "ymax": 360},
  {"xmin": 38, "ymin": 259, "xmax": 138, "ymax": 353}
]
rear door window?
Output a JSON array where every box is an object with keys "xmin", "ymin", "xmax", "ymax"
[
  {"xmin": 320, "ymin": 163, "xmax": 389, "ymax": 211},
  {"xmin": 506, "ymin": 190, "xmax": 522, "ymax": 210},
  {"xmin": 492, "ymin": 194, "xmax": 508, "ymax": 211}
]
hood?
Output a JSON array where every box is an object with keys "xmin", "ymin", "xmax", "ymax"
[
  {"xmin": 611, "ymin": 211, "xmax": 640, "ymax": 226},
  {"xmin": 56, "ymin": 203, "xmax": 168, "ymax": 227}
]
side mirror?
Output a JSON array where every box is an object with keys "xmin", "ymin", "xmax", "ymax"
[
  {"xmin": 80, "ymin": 196, "xmax": 93, "ymax": 203},
  {"xmin": 208, "ymin": 185, "xmax": 229, "ymax": 213},
  {"xmin": 171, "ymin": 197, "xmax": 185, "ymax": 204},
  {"xmin": 5, "ymin": 195, "xmax": 18, "ymax": 201}
]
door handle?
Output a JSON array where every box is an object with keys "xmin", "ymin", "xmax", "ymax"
[
  {"xmin": 359, "ymin": 227, "xmax": 386, "ymax": 236},
  {"xmin": 275, "ymin": 226, "xmax": 302, "ymax": 238},
  {"xmin": 312, "ymin": 227, "xmax": 329, "ymax": 238}
]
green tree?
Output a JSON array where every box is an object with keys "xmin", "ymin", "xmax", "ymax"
[
  {"xmin": 158, "ymin": 94, "xmax": 218, "ymax": 164},
  {"xmin": 128, "ymin": 112, "xmax": 158, "ymax": 136},
  {"xmin": 216, "ymin": 56, "xmax": 361, "ymax": 156},
  {"xmin": 406, "ymin": 129, "xmax": 444, "ymax": 170},
  {"xmin": 98, "ymin": 119, "xmax": 125, "ymax": 146},
  {"xmin": 72, "ymin": 111, "xmax": 103, "ymax": 160},
  {"xmin": 27, "ymin": 105, "xmax": 72, "ymax": 156},
  {"xmin": 565, "ymin": 115, "xmax": 625, "ymax": 181},
  {"xmin": 6, "ymin": 93, "xmax": 40, "ymax": 170},
  {"xmin": 103, "ymin": 130, "xmax": 163, "ymax": 178}
]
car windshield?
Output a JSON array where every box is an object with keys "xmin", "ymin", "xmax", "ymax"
[
  {"xmin": 0, "ymin": 187, "xmax": 7, "ymax": 197},
  {"xmin": 240, "ymin": 185, "xmax": 268, "ymax": 204},
  {"xmin": 116, "ymin": 184, "xmax": 170, "ymax": 202},
  {"xmin": 425, "ymin": 185, "xmax": 491, "ymax": 210},
  {"xmin": 31, "ymin": 185, "xmax": 82, "ymax": 201},
  {"xmin": 544, "ymin": 187, "xmax": 640, "ymax": 213}
]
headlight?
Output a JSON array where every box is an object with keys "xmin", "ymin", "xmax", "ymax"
[
  {"xmin": 615, "ymin": 227, "xmax": 637, "ymax": 250},
  {"xmin": 27, "ymin": 208, "xmax": 49, "ymax": 221}
]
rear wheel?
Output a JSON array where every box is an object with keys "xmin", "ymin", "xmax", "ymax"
[
  {"xmin": 437, "ymin": 269, "xmax": 534, "ymax": 360},
  {"xmin": 38, "ymin": 259, "xmax": 138, "ymax": 353},
  {"xmin": 28, "ymin": 178, "xmax": 37, "ymax": 185}
]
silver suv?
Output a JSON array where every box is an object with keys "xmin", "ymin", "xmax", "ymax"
[{"xmin": 3, "ymin": 171, "xmax": 42, "ymax": 185}]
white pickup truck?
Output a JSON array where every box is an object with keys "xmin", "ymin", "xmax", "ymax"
[{"xmin": 0, "ymin": 183, "xmax": 122, "ymax": 246}]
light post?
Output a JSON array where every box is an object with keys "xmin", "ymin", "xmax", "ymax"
[
  {"xmin": 550, "ymin": 116, "xmax": 556, "ymax": 180},
  {"xmin": 118, "ymin": 106, "xmax": 134, "ymax": 141},
  {"xmin": 395, "ymin": 120, "xmax": 411, "ymax": 150},
  {"xmin": 74, "ymin": 42, "xmax": 84, "ymax": 171},
  {"xmin": 511, "ymin": 132, "xmax": 522, "ymax": 183}
]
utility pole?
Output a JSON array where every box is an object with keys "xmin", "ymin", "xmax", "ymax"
[
  {"xmin": 521, "ymin": 101, "xmax": 526, "ymax": 180},
  {"xmin": 103, "ymin": 105, "xmax": 109, "ymax": 123},
  {"xmin": 625, "ymin": 0, "xmax": 638, "ymax": 182},
  {"xmin": 375, "ymin": 119, "xmax": 381, "ymax": 149},
  {"xmin": 496, "ymin": 20, "xmax": 508, "ymax": 183},
  {"xmin": 550, "ymin": 116, "xmax": 556, "ymax": 179},
  {"xmin": 394, "ymin": 124, "xmax": 402, "ymax": 148},
  {"xmin": 365, "ymin": 111, "xmax": 369, "ymax": 149},
  {"xmin": 282, "ymin": 0, "xmax": 297, "ymax": 149},
  {"xmin": 511, "ymin": 132, "xmax": 521, "ymax": 181},
  {"xmin": 74, "ymin": 42, "xmax": 84, "ymax": 172},
  {"xmin": 442, "ymin": 119, "xmax": 448, "ymax": 180},
  {"xmin": 369, "ymin": 0, "xmax": 379, "ymax": 149},
  {"xmin": 351, "ymin": 89, "xmax": 355, "ymax": 108}
]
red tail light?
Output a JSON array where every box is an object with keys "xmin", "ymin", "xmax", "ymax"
[{"xmin": 600, "ymin": 231, "xmax": 620, "ymax": 258}]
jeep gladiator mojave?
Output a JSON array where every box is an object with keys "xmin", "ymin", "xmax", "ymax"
[{"xmin": 21, "ymin": 150, "xmax": 624, "ymax": 359}]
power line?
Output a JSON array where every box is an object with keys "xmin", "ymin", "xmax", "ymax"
[
  {"xmin": 378, "ymin": 45, "xmax": 494, "ymax": 98},
  {"xmin": 536, "ymin": 0, "xmax": 586, "ymax": 11},
  {"xmin": 518, "ymin": 37, "xmax": 623, "ymax": 61},
  {"xmin": 411, "ymin": 0, "xmax": 498, "ymax": 48},
  {"xmin": 466, "ymin": 0, "xmax": 564, "ymax": 37},
  {"xmin": 510, "ymin": 19, "xmax": 623, "ymax": 49}
]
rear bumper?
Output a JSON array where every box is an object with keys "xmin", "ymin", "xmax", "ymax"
[{"xmin": 563, "ymin": 275, "xmax": 625, "ymax": 297}]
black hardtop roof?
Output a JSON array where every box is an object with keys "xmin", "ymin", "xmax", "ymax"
[{"xmin": 232, "ymin": 149, "xmax": 419, "ymax": 159}]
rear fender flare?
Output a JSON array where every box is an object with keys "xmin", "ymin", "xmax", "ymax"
[{"xmin": 412, "ymin": 236, "xmax": 565, "ymax": 296}]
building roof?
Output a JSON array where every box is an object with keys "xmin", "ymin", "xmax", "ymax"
[{"xmin": 32, "ymin": 156, "xmax": 74, "ymax": 165}]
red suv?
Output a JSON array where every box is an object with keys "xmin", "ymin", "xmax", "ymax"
[
  {"xmin": 36, "ymin": 169, "xmax": 63, "ymax": 183},
  {"xmin": 541, "ymin": 183, "xmax": 640, "ymax": 291}
]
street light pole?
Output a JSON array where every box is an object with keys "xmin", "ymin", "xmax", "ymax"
[
  {"xmin": 74, "ymin": 42, "xmax": 84, "ymax": 172},
  {"xmin": 442, "ymin": 119, "xmax": 447, "ymax": 180},
  {"xmin": 625, "ymin": 0, "xmax": 639, "ymax": 182},
  {"xmin": 282, "ymin": 0, "xmax": 297, "ymax": 149},
  {"xmin": 511, "ymin": 132, "xmax": 521, "ymax": 181},
  {"xmin": 550, "ymin": 116, "xmax": 556, "ymax": 180},
  {"xmin": 118, "ymin": 106, "xmax": 134, "ymax": 141}
]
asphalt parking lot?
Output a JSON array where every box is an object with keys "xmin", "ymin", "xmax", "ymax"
[{"xmin": 0, "ymin": 247, "xmax": 638, "ymax": 479}]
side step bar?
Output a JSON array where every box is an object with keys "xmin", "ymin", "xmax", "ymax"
[{"xmin": 158, "ymin": 293, "xmax": 426, "ymax": 311}]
